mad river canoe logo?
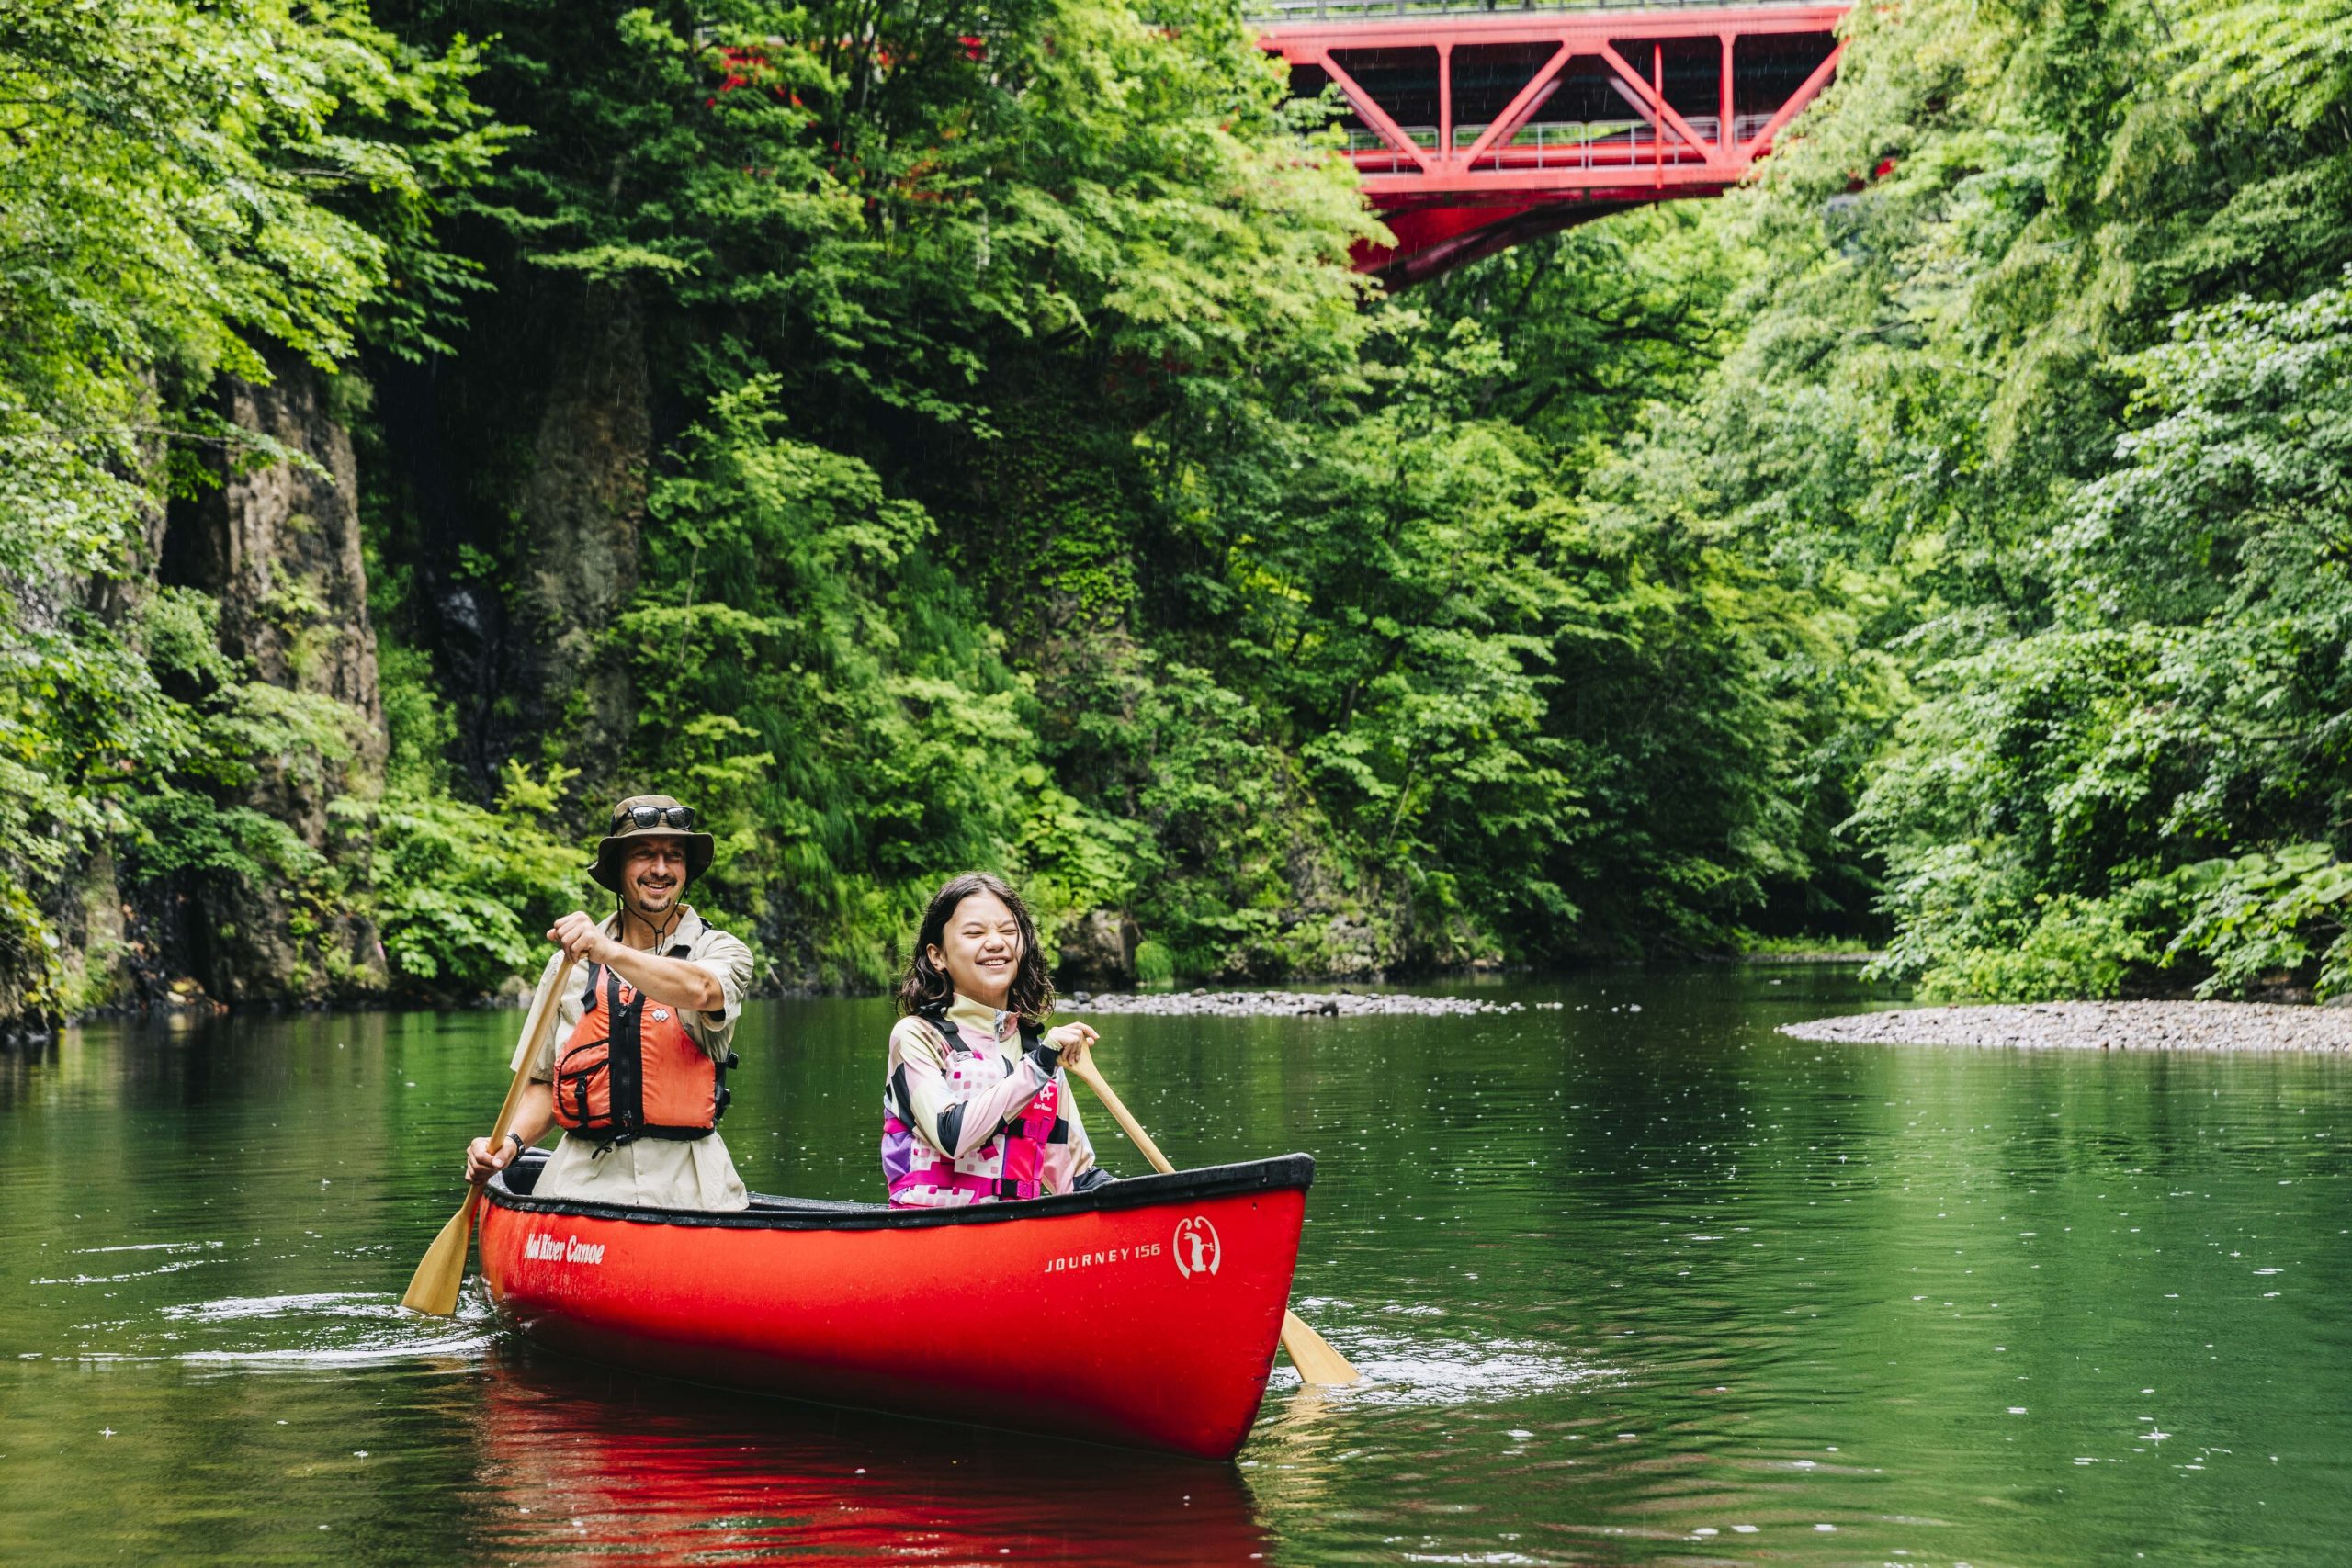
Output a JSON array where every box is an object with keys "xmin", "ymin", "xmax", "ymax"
[
  {"xmin": 523, "ymin": 1232, "xmax": 606, "ymax": 1265},
  {"xmin": 1173, "ymin": 1215, "xmax": 1220, "ymax": 1280}
]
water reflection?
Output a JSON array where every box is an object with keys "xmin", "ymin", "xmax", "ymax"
[
  {"xmin": 2, "ymin": 969, "xmax": 2350, "ymax": 1566},
  {"xmin": 466, "ymin": 1348, "xmax": 1272, "ymax": 1566}
]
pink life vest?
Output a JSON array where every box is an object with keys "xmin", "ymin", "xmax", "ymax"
[{"xmin": 881, "ymin": 1006, "xmax": 1069, "ymax": 1207}]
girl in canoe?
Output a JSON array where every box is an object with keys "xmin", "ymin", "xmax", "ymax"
[{"xmin": 882, "ymin": 872, "xmax": 1109, "ymax": 1207}]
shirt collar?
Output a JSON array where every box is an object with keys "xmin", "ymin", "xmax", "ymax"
[
  {"xmin": 602, "ymin": 904, "xmax": 706, "ymax": 957},
  {"xmin": 945, "ymin": 991, "xmax": 1017, "ymax": 1043}
]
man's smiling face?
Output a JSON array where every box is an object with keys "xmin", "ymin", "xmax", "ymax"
[{"xmin": 620, "ymin": 838, "xmax": 688, "ymax": 918}]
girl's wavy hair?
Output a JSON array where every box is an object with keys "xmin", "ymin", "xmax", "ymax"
[{"xmin": 895, "ymin": 872, "xmax": 1056, "ymax": 1021}]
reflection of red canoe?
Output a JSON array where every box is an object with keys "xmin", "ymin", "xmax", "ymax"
[
  {"xmin": 480, "ymin": 1153, "xmax": 1311, "ymax": 1460},
  {"xmin": 469, "ymin": 1349, "xmax": 1277, "ymax": 1566}
]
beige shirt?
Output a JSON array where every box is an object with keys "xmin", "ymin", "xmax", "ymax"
[{"xmin": 526, "ymin": 906, "xmax": 754, "ymax": 1211}]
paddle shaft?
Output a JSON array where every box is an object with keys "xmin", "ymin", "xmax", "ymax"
[
  {"xmin": 1068, "ymin": 1055, "xmax": 1172, "ymax": 1175},
  {"xmin": 400, "ymin": 955, "xmax": 576, "ymax": 1316},
  {"xmin": 1067, "ymin": 1053, "xmax": 1360, "ymax": 1386}
]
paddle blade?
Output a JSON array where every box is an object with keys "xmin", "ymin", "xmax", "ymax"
[
  {"xmin": 401, "ymin": 957, "xmax": 571, "ymax": 1318},
  {"xmin": 400, "ymin": 1190, "xmax": 480, "ymax": 1317},
  {"xmin": 1281, "ymin": 1308, "xmax": 1360, "ymax": 1386},
  {"xmin": 1074, "ymin": 1053, "xmax": 1360, "ymax": 1385}
]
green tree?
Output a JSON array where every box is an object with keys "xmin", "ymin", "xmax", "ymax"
[{"xmin": 0, "ymin": 0, "xmax": 494, "ymax": 1010}]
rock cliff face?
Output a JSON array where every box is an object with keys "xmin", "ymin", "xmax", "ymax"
[
  {"xmin": 1055, "ymin": 909, "xmax": 1140, "ymax": 989},
  {"xmin": 507, "ymin": 283, "xmax": 650, "ymax": 810},
  {"xmin": 366, "ymin": 279, "xmax": 651, "ymax": 813},
  {"xmin": 203, "ymin": 352, "xmax": 390, "ymax": 789},
  {"xmin": 158, "ymin": 348, "xmax": 390, "ymax": 1004}
]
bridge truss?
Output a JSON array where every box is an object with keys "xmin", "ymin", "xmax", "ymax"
[{"xmin": 1258, "ymin": 2, "xmax": 1850, "ymax": 285}]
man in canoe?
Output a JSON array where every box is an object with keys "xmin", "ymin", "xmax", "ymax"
[
  {"xmin": 463, "ymin": 794, "xmax": 755, "ymax": 1210},
  {"xmin": 882, "ymin": 872, "xmax": 1109, "ymax": 1206}
]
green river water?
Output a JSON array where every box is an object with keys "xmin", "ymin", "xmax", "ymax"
[{"xmin": 3, "ymin": 967, "xmax": 2347, "ymax": 1565}]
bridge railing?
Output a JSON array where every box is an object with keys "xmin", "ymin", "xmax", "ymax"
[
  {"xmin": 1254, "ymin": 0, "xmax": 1830, "ymax": 20},
  {"xmin": 1339, "ymin": 112, "xmax": 1780, "ymax": 173}
]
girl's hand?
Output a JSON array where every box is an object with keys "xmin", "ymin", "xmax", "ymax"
[{"xmin": 1046, "ymin": 1021, "xmax": 1098, "ymax": 1070}]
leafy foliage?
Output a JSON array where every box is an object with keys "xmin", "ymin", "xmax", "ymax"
[
  {"xmin": 0, "ymin": 0, "xmax": 492, "ymax": 1009},
  {"xmin": 1647, "ymin": 0, "xmax": 2352, "ymax": 998},
  {"xmin": 25, "ymin": 0, "xmax": 2352, "ymax": 1010}
]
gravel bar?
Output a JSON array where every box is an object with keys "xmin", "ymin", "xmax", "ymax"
[
  {"xmin": 1061, "ymin": 988, "xmax": 1564, "ymax": 1019},
  {"xmin": 1781, "ymin": 1000, "xmax": 2352, "ymax": 1052}
]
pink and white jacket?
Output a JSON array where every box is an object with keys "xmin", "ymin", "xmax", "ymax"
[{"xmin": 881, "ymin": 993, "xmax": 1100, "ymax": 1207}]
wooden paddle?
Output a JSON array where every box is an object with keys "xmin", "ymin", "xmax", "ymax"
[
  {"xmin": 400, "ymin": 954, "xmax": 576, "ymax": 1316},
  {"xmin": 1066, "ymin": 1052, "xmax": 1361, "ymax": 1386}
]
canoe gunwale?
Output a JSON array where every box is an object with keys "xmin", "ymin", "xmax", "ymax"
[{"xmin": 483, "ymin": 1150, "xmax": 1315, "ymax": 1232}]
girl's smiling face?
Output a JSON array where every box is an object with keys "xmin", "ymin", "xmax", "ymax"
[{"xmin": 929, "ymin": 890, "xmax": 1023, "ymax": 1008}]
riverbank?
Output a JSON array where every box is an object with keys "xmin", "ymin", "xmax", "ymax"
[{"xmin": 1782, "ymin": 999, "xmax": 2352, "ymax": 1052}]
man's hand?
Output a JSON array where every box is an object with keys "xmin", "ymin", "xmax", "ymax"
[
  {"xmin": 465, "ymin": 1084, "xmax": 556, "ymax": 1183},
  {"xmin": 464, "ymin": 1133, "xmax": 522, "ymax": 1185},
  {"xmin": 548, "ymin": 911, "xmax": 615, "ymax": 967}
]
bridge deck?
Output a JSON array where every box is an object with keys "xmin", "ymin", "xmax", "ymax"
[{"xmin": 1258, "ymin": 1, "xmax": 1851, "ymax": 283}]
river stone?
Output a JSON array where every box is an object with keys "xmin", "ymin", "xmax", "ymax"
[{"xmin": 1781, "ymin": 1000, "xmax": 2352, "ymax": 1052}]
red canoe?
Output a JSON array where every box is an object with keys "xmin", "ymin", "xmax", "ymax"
[{"xmin": 478, "ymin": 1152, "xmax": 1313, "ymax": 1460}]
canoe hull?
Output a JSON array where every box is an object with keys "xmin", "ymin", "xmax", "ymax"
[{"xmin": 478, "ymin": 1156, "xmax": 1311, "ymax": 1460}]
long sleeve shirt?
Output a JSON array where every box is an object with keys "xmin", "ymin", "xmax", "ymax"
[{"xmin": 886, "ymin": 992, "xmax": 1098, "ymax": 1197}]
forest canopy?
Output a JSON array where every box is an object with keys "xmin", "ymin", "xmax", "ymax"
[{"xmin": 6, "ymin": 0, "xmax": 2352, "ymax": 1016}]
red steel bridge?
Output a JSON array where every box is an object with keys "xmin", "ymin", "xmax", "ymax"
[{"xmin": 1257, "ymin": 0, "xmax": 1851, "ymax": 285}]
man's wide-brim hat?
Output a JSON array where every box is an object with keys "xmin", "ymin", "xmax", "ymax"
[{"xmin": 588, "ymin": 794, "xmax": 716, "ymax": 893}]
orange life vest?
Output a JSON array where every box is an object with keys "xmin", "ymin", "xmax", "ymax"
[{"xmin": 552, "ymin": 963, "xmax": 730, "ymax": 1144}]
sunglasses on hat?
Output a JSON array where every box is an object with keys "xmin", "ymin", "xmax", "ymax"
[{"xmin": 617, "ymin": 804, "xmax": 696, "ymax": 832}]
